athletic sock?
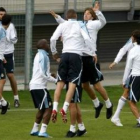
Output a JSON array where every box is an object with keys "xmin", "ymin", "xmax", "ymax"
[
  {"xmin": 62, "ymin": 101, "xmax": 69, "ymax": 113},
  {"xmin": 39, "ymin": 123, "xmax": 47, "ymax": 134},
  {"xmin": 31, "ymin": 122, "xmax": 39, "ymax": 132},
  {"xmin": 92, "ymin": 98, "xmax": 100, "ymax": 108},
  {"xmin": 112, "ymin": 96, "xmax": 127, "ymax": 119},
  {"xmin": 104, "ymin": 98, "xmax": 112, "ymax": 108},
  {"xmin": 70, "ymin": 124, "xmax": 76, "ymax": 133},
  {"xmin": 1, "ymin": 97, "xmax": 7, "ymax": 106},
  {"xmin": 14, "ymin": 95, "xmax": 19, "ymax": 100},
  {"xmin": 78, "ymin": 122, "xmax": 86, "ymax": 131},
  {"xmin": 53, "ymin": 101, "xmax": 58, "ymax": 112}
]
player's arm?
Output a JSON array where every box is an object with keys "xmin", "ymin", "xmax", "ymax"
[
  {"xmin": 6, "ymin": 23, "xmax": 18, "ymax": 44},
  {"xmin": 50, "ymin": 24, "xmax": 63, "ymax": 61},
  {"xmin": 92, "ymin": 1, "xmax": 106, "ymax": 30},
  {"xmin": 50, "ymin": 10, "xmax": 66, "ymax": 24},
  {"xmin": 122, "ymin": 49, "xmax": 134, "ymax": 85},
  {"xmin": 109, "ymin": 38, "xmax": 133, "ymax": 69}
]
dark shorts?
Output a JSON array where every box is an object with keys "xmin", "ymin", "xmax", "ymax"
[
  {"xmin": 3, "ymin": 53, "xmax": 14, "ymax": 73},
  {"xmin": 66, "ymin": 82, "xmax": 82, "ymax": 103},
  {"xmin": 125, "ymin": 75, "xmax": 140, "ymax": 102},
  {"xmin": 0, "ymin": 60, "xmax": 6, "ymax": 79},
  {"xmin": 57, "ymin": 53, "xmax": 82, "ymax": 85},
  {"xmin": 30, "ymin": 89, "xmax": 52, "ymax": 110},
  {"xmin": 81, "ymin": 56, "xmax": 104, "ymax": 84}
]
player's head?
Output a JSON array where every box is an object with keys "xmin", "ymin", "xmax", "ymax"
[
  {"xmin": 2, "ymin": 14, "xmax": 12, "ymax": 29},
  {"xmin": 66, "ymin": 9, "xmax": 77, "ymax": 20},
  {"xmin": 0, "ymin": 7, "xmax": 6, "ymax": 21},
  {"xmin": 36, "ymin": 39, "xmax": 50, "ymax": 52},
  {"xmin": 84, "ymin": 8, "xmax": 97, "ymax": 21},
  {"xmin": 131, "ymin": 30, "xmax": 140, "ymax": 45}
]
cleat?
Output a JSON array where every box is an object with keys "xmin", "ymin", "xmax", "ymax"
[
  {"xmin": 95, "ymin": 102, "xmax": 103, "ymax": 118},
  {"xmin": 60, "ymin": 108, "xmax": 67, "ymax": 123},
  {"xmin": 14, "ymin": 99, "xmax": 20, "ymax": 108},
  {"xmin": 38, "ymin": 132, "xmax": 52, "ymax": 138},
  {"xmin": 136, "ymin": 123, "xmax": 140, "ymax": 128},
  {"xmin": 1, "ymin": 102, "xmax": 9, "ymax": 114},
  {"xmin": 30, "ymin": 131, "xmax": 39, "ymax": 136},
  {"xmin": 51, "ymin": 110, "xmax": 57, "ymax": 123},
  {"xmin": 106, "ymin": 104, "xmax": 113, "ymax": 119},
  {"xmin": 76, "ymin": 129, "xmax": 87, "ymax": 137},
  {"xmin": 111, "ymin": 118, "xmax": 123, "ymax": 126},
  {"xmin": 65, "ymin": 131, "xmax": 76, "ymax": 137}
]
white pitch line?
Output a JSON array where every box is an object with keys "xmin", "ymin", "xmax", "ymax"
[{"xmin": 7, "ymin": 108, "xmax": 132, "ymax": 114}]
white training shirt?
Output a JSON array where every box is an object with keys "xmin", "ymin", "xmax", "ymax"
[
  {"xmin": 4, "ymin": 23, "xmax": 18, "ymax": 54},
  {"xmin": 50, "ymin": 19, "xmax": 90, "ymax": 56},
  {"xmin": 0, "ymin": 25, "xmax": 6, "ymax": 60},
  {"xmin": 114, "ymin": 38, "xmax": 134, "ymax": 64},
  {"xmin": 86, "ymin": 10, "xmax": 106, "ymax": 51},
  {"xmin": 29, "ymin": 50, "xmax": 57, "ymax": 90},
  {"xmin": 123, "ymin": 44, "xmax": 140, "ymax": 85}
]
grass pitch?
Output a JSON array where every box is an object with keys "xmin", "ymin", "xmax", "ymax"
[{"xmin": 1, "ymin": 86, "xmax": 140, "ymax": 140}]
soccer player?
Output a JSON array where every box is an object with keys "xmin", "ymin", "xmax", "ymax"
[
  {"xmin": 29, "ymin": 39, "xmax": 57, "ymax": 138},
  {"xmin": 109, "ymin": 38, "xmax": 134, "ymax": 126},
  {"xmin": 50, "ymin": 9, "xmax": 93, "ymax": 124},
  {"xmin": 122, "ymin": 30, "xmax": 140, "ymax": 127},
  {"xmin": 50, "ymin": 1, "xmax": 113, "ymax": 119},
  {"xmin": 0, "ymin": 7, "xmax": 19, "ymax": 108},
  {"xmin": 0, "ymin": 14, "xmax": 11, "ymax": 114}
]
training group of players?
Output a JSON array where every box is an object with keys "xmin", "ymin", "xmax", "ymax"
[{"xmin": 0, "ymin": 1, "xmax": 140, "ymax": 138}]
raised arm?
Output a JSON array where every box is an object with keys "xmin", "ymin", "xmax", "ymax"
[{"xmin": 50, "ymin": 10, "xmax": 66, "ymax": 24}]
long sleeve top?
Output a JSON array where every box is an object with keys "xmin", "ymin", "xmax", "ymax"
[
  {"xmin": 123, "ymin": 44, "xmax": 140, "ymax": 85},
  {"xmin": 0, "ymin": 25, "xmax": 6, "ymax": 60},
  {"xmin": 114, "ymin": 38, "xmax": 134, "ymax": 64},
  {"xmin": 4, "ymin": 23, "xmax": 18, "ymax": 54},
  {"xmin": 50, "ymin": 19, "xmax": 94, "ymax": 56},
  {"xmin": 29, "ymin": 49, "xmax": 57, "ymax": 90}
]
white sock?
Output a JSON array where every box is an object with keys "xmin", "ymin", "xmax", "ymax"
[
  {"xmin": 78, "ymin": 122, "xmax": 85, "ymax": 131},
  {"xmin": 136, "ymin": 118, "xmax": 140, "ymax": 124},
  {"xmin": 70, "ymin": 125, "xmax": 76, "ymax": 133},
  {"xmin": 53, "ymin": 101, "xmax": 58, "ymax": 112},
  {"xmin": 104, "ymin": 98, "xmax": 112, "ymax": 108},
  {"xmin": 62, "ymin": 102, "xmax": 69, "ymax": 113},
  {"xmin": 14, "ymin": 95, "xmax": 19, "ymax": 100},
  {"xmin": 39, "ymin": 123, "xmax": 47, "ymax": 134},
  {"xmin": 1, "ymin": 97, "xmax": 7, "ymax": 106},
  {"xmin": 112, "ymin": 96, "xmax": 127, "ymax": 119},
  {"xmin": 92, "ymin": 98, "xmax": 100, "ymax": 108},
  {"xmin": 31, "ymin": 122, "xmax": 39, "ymax": 132}
]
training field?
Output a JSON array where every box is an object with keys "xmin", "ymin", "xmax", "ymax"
[{"xmin": 1, "ymin": 86, "xmax": 140, "ymax": 140}]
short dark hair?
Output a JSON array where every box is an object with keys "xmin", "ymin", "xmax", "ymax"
[
  {"xmin": 2, "ymin": 14, "xmax": 12, "ymax": 25},
  {"xmin": 132, "ymin": 30, "xmax": 140, "ymax": 45},
  {"xmin": 84, "ymin": 8, "xmax": 97, "ymax": 20},
  {"xmin": 66, "ymin": 9, "xmax": 77, "ymax": 19},
  {"xmin": 0, "ymin": 7, "xmax": 6, "ymax": 12}
]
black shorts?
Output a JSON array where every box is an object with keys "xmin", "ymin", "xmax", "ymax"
[
  {"xmin": 81, "ymin": 56, "xmax": 103, "ymax": 84},
  {"xmin": 30, "ymin": 89, "xmax": 52, "ymax": 110},
  {"xmin": 57, "ymin": 53, "xmax": 82, "ymax": 85},
  {"xmin": 3, "ymin": 53, "xmax": 14, "ymax": 73},
  {"xmin": 125, "ymin": 75, "xmax": 140, "ymax": 102},
  {"xmin": 66, "ymin": 82, "xmax": 82, "ymax": 103},
  {"xmin": 0, "ymin": 60, "xmax": 6, "ymax": 79}
]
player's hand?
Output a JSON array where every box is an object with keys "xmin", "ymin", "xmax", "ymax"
[
  {"xmin": 51, "ymin": 73, "xmax": 56, "ymax": 78},
  {"xmin": 109, "ymin": 62, "xmax": 116, "ymax": 69},
  {"xmin": 49, "ymin": 10, "xmax": 58, "ymax": 18},
  {"xmin": 93, "ymin": 55, "xmax": 97, "ymax": 63},
  {"xmin": 92, "ymin": 1, "xmax": 100, "ymax": 11},
  {"xmin": 3, "ymin": 59, "xmax": 7, "ymax": 63},
  {"xmin": 56, "ymin": 58, "xmax": 61, "ymax": 63}
]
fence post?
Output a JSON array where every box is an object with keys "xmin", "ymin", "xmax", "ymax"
[{"xmin": 25, "ymin": 0, "xmax": 34, "ymax": 90}]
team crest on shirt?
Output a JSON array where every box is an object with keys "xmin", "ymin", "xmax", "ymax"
[{"xmin": 1, "ymin": 73, "xmax": 4, "ymax": 77}]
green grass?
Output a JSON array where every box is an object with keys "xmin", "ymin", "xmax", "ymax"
[{"xmin": 1, "ymin": 86, "xmax": 140, "ymax": 140}]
